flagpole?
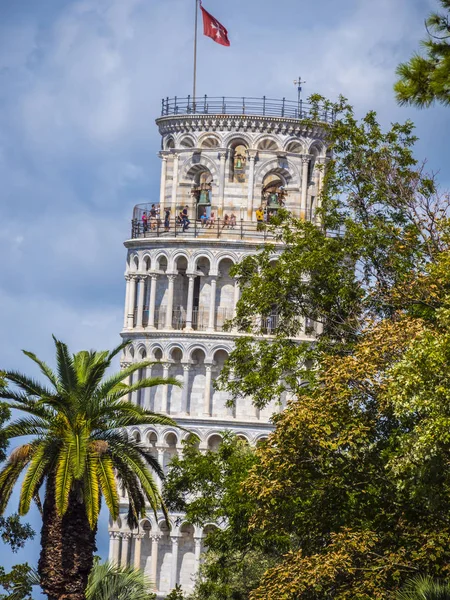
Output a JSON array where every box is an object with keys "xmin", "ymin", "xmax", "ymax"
[{"xmin": 193, "ymin": 0, "xmax": 199, "ymax": 111}]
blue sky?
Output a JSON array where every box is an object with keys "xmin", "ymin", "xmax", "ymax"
[{"xmin": 0, "ymin": 0, "xmax": 449, "ymax": 587}]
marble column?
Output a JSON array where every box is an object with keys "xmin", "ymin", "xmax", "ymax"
[
  {"xmin": 133, "ymin": 533, "xmax": 145, "ymax": 570},
  {"xmin": 159, "ymin": 153, "xmax": 168, "ymax": 211},
  {"xmin": 148, "ymin": 274, "xmax": 158, "ymax": 330},
  {"xmin": 194, "ymin": 536, "xmax": 203, "ymax": 575},
  {"xmin": 208, "ymin": 277, "xmax": 217, "ymax": 332},
  {"xmin": 150, "ymin": 533, "xmax": 162, "ymax": 590},
  {"xmin": 127, "ymin": 275, "xmax": 138, "ymax": 329},
  {"xmin": 109, "ymin": 531, "xmax": 121, "ymax": 564},
  {"xmin": 218, "ymin": 151, "xmax": 227, "ymax": 217},
  {"xmin": 301, "ymin": 157, "xmax": 310, "ymax": 220},
  {"xmin": 136, "ymin": 276, "xmax": 146, "ymax": 329},
  {"xmin": 123, "ymin": 275, "xmax": 131, "ymax": 329},
  {"xmin": 185, "ymin": 274, "xmax": 196, "ymax": 331},
  {"xmin": 120, "ymin": 532, "xmax": 132, "ymax": 567},
  {"xmin": 165, "ymin": 274, "xmax": 176, "ymax": 329},
  {"xmin": 203, "ymin": 364, "xmax": 213, "ymax": 417},
  {"xmin": 144, "ymin": 364, "xmax": 152, "ymax": 409},
  {"xmin": 171, "ymin": 153, "xmax": 179, "ymax": 215},
  {"xmin": 170, "ymin": 536, "xmax": 180, "ymax": 589},
  {"xmin": 247, "ymin": 152, "xmax": 257, "ymax": 220},
  {"xmin": 161, "ymin": 363, "xmax": 170, "ymax": 414},
  {"xmin": 157, "ymin": 447, "xmax": 165, "ymax": 490},
  {"xmin": 233, "ymin": 278, "xmax": 240, "ymax": 319},
  {"xmin": 181, "ymin": 364, "xmax": 191, "ymax": 414}
]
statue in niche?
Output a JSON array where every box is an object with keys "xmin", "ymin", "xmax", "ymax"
[{"xmin": 232, "ymin": 145, "xmax": 247, "ymax": 183}]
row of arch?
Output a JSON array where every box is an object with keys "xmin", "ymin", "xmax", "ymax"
[
  {"xmin": 163, "ymin": 132, "xmax": 327, "ymax": 157},
  {"xmin": 126, "ymin": 247, "xmax": 264, "ymax": 276},
  {"xmin": 124, "ymin": 339, "xmax": 234, "ymax": 366}
]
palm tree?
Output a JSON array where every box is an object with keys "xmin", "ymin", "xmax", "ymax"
[
  {"xmin": 397, "ymin": 576, "xmax": 450, "ymax": 600},
  {"xmin": 0, "ymin": 337, "xmax": 181, "ymax": 600}
]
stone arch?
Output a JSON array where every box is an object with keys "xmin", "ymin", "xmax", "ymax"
[
  {"xmin": 284, "ymin": 137, "xmax": 305, "ymax": 154},
  {"xmin": 179, "ymin": 153, "xmax": 219, "ymax": 183},
  {"xmin": 211, "ymin": 348, "xmax": 230, "ymax": 418},
  {"xmin": 205, "ymin": 343, "xmax": 232, "ymax": 363},
  {"xmin": 236, "ymin": 433, "xmax": 250, "ymax": 444},
  {"xmin": 164, "ymin": 136, "xmax": 175, "ymax": 150},
  {"xmin": 198, "ymin": 133, "xmax": 220, "ymax": 149},
  {"xmin": 179, "ymin": 134, "xmax": 196, "ymax": 149},
  {"xmin": 149, "ymin": 343, "xmax": 164, "ymax": 360},
  {"xmin": 254, "ymin": 134, "xmax": 280, "ymax": 151},
  {"xmin": 154, "ymin": 251, "xmax": 169, "ymax": 272},
  {"xmin": 165, "ymin": 343, "xmax": 185, "ymax": 362},
  {"xmin": 255, "ymin": 157, "xmax": 301, "ymax": 189},
  {"xmin": 129, "ymin": 254, "xmax": 139, "ymax": 272},
  {"xmin": 169, "ymin": 251, "xmax": 190, "ymax": 273},
  {"xmin": 222, "ymin": 131, "xmax": 253, "ymax": 148},
  {"xmin": 191, "ymin": 251, "xmax": 214, "ymax": 274},
  {"xmin": 308, "ymin": 140, "xmax": 326, "ymax": 157},
  {"xmin": 206, "ymin": 433, "xmax": 223, "ymax": 451},
  {"xmin": 216, "ymin": 252, "xmax": 238, "ymax": 273},
  {"xmin": 142, "ymin": 254, "xmax": 151, "ymax": 272}
]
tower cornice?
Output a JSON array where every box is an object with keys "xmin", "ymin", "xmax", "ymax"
[{"xmin": 156, "ymin": 114, "xmax": 327, "ymax": 138}]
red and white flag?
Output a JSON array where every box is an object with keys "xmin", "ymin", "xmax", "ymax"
[{"xmin": 200, "ymin": 4, "xmax": 230, "ymax": 47}]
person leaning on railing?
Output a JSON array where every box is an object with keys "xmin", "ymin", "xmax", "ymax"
[{"xmin": 256, "ymin": 206, "xmax": 264, "ymax": 231}]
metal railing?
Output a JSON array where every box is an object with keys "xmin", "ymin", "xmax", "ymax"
[
  {"xmin": 160, "ymin": 95, "xmax": 335, "ymax": 124},
  {"xmin": 131, "ymin": 217, "xmax": 279, "ymax": 241}
]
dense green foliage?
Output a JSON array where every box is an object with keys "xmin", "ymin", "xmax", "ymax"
[
  {"xmin": 0, "ymin": 374, "xmax": 35, "ymax": 600},
  {"xmin": 0, "ymin": 338, "xmax": 180, "ymax": 600},
  {"xmin": 164, "ymin": 435, "xmax": 283, "ymax": 600},
  {"xmin": 395, "ymin": 0, "xmax": 450, "ymax": 107},
  {"xmin": 207, "ymin": 99, "xmax": 450, "ymax": 599},
  {"xmin": 219, "ymin": 97, "xmax": 444, "ymax": 408}
]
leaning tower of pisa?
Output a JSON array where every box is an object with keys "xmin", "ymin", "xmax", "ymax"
[{"xmin": 108, "ymin": 95, "xmax": 331, "ymax": 597}]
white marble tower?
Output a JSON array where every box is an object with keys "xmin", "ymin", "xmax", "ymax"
[{"xmin": 108, "ymin": 95, "xmax": 330, "ymax": 596}]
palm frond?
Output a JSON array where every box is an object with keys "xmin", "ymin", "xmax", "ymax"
[
  {"xmin": 97, "ymin": 455, "xmax": 119, "ymax": 523},
  {"xmin": 112, "ymin": 455, "xmax": 147, "ymax": 529},
  {"xmin": 52, "ymin": 336, "xmax": 77, "ymax": 395},
  {"xmin": 55, "ymin": 444, "xmax": 74, "ymax": 516},
  {"xmin": 111, "ymin": 447, "xmax": 162, "ymax": 519},
  {"xmin": 2, "ymin": 370, "xmax": 54, "ymax": 399},
  {"xmin": 107, "ymin": 339, "xmax": 132, "ymax": 362},
  {"xmin": 83, "ymin": 448, "xmax": 100, "ymax": 528},
  {"xmin": 3, "ymin": 416, "xmax": 51, "ymax": 439},
  {"xmin": 93, "ymin": 361, "xmax": 157, "ymax": 400},
  {"xmin": 19, "ymin": 443, "xmax": 52, "ymax": 515},
  {"xmin": 0, "ymin": 444, "xmax": 34, "ymax": 513},
  {"xmin": 21, "ymin": 350, "xmax": 59, "ymax": 390},
  {"xmin": 86, "ymin": 560, "xmax": 152, "ymax": 600},
  {"xmin": 70, "ymin": 423, "xmax": 89, "ymax": 479}
]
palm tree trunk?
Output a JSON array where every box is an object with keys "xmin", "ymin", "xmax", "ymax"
[{"xmin": 38, "ymin": 476, "xmax": 97, "ymax": 600}]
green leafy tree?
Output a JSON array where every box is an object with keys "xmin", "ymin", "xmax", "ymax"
[
  {"xmin": 212, "ymin": 98, "xmax": 450, "ymax": 599},
  {"xmin": 395, "ymin": 0, "xmax": 450, "ymax": 107},
  {"xmin": 164, "ymin": 434, "xmax": 283, "ymax": 600},
  {"xmin": 219, "ymin": 97, "xmax": 446, "ymax": 408},
  {"xmin": 0, "ymin": 337, "xmax": 181, "ymax": 600},
  {"xmin": 0, "ymin": 374, "xmax": 35, "ymax": 600}
]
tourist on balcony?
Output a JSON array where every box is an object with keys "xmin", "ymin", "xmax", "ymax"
[
  {"xmin": 222, "ymin": 214, "xmax": 230, "ymax": 229},
  {"xmin": 200, "ymin": 208, "xmax": 208, "ymax": 227},
  {"xmin": 149, "ymin": 204, "xmax": 157, "ymax": 231},
  {"xmin": 207, "ymin": 212, "xmax": 216, "ymax": 228},
  {"xmin": 181, "ymin": 205, "xmax": 190, "ymax": 231},
  {"xmin": 256, "ymin": 206, "xmax": 264, "ymax": 231},
  {"xmin": 164, "ymin": 208, "xmax": 171, "ymax": 232},
  {"xmin": 230, "ymin": 213, "xmax": 237, "ymax": 228},
  {"xmin": 142, "ymin": 212, "xmax": 148, "ymax": 233}
]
